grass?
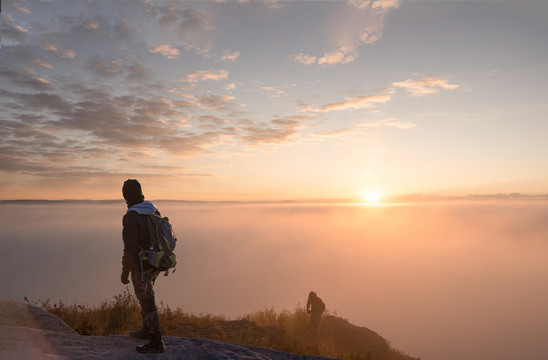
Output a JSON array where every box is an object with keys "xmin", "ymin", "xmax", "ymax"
[{"xmin": 25, "ymin": 289, "xmax": 418, "ymax": 360}]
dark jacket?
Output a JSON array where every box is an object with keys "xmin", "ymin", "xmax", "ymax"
[
  {"xmin": 307, "ymin": 295, "xmax": 326, "ymax": 314},
  {"xmin": 122, "ymin": 201, "xmax": 160, "ymax": 273}
]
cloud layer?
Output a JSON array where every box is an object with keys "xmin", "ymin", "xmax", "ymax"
[{"xmin": 3, "ymin": 201, "xmax": 548, "ymax": 360}]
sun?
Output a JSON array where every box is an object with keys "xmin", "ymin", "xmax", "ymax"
[{"xmin": 361, "ymin": 191, "xmax": 382, "ymax": 203}]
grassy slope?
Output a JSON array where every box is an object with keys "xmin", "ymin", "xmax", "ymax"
[{"xmin": 26, "ymin": 290, "xmax": 418, "ymax": 360}]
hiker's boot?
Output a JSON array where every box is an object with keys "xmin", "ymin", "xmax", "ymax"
[
  {"xmin": 136, "ymin": 339, "xmax": 165, "ymax": 353},
  {"xmin": 129, "ymin": 327, "xmax": 150, "ymax": 340}
]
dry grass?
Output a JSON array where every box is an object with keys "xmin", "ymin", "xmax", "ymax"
[{"xmin": 26, "ymin": 290, "xmax": 418, "ymax": 360}]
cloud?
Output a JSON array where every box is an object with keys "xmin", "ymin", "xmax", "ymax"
[
  {"xmin": 197, "ymin": 94, "xmax": 235, "ymax": 110},
  {"xmin": 300, "ymin": 75, "xmax": 456, "ymax": 115},
  {"xmin": 293, "ymin": 0, "xmax": 399, "ymax": 67},
  {"xmin": 149, "ymin": 45, "xmax": 181, "ymax": 59},
  {"xmin": 241, "ymin": 117, "xmax": 302, "ymax": 144},
  {"xmin": 320, "ymin": 94, "xmax": 391, "ymax": 112},
  {"xmin": 0, "ymin": 67, "xmax": 52, "ymax": 91},
  {"xmin": 40, "ymin": 41, "xmax": 76, "ymax": 59},
  {"xmin": 0, "ymin": 45, "xmax": 53, "ymax": 70},
  {"xmin": 83, "ymin": 55, "xmax": 153, "ymax": 82},
  {"xmin": 2, "ymin": 24, "xmax": 29, "ymax": 42},
  {"xmin": 313, "ymin": 129, "xmax": 355, "ymax": 137},
  {"xmin": 125, "ymin": 64, "xmax": 153, "ymax": 81},
  {"xmin": 318, "ymin": 46, "xmax": 358, "ymax": 66},
  {"xmin": 151, "ymin": 4, "xmax": 215, "ymax": 58},
  {"xmin": 10, "ymin": 2, "xmax": 31, "ymax": 14},
  {"xmin": 348, "ymin": 0, "xmax": 400, "ymax": 12},
  {"xmin": 293, "ymin": 52, "xmax": 317, "ymax": 66},
  {"xmin": 360, "ymin": 118, "xmax": 416, "ymax": 129},
  {"xmin": 371, "ymin": 0, "xmax": 400, "ymax": 12},
  {"xmin": 221, "ymin": 50, "xmax": 240, "ymax": 62},
  {"xmin": 182, "ymin": 69, "xmax": 229, "ymax": 84},
  {"xmin": 85, "ymin": 56, "xmax": 123, "ymax": 77},
  {"xmin": 348, "ymin": 0, "xmax": 371, "ymax": 10},
  {"xmin": 261, "ymin": 86, "xmax": 285, "ymax": 98},
  {"xmin": 392, "ymin": 76, "xmax": 459, "ymax": 97},
  {"xmin": 154, "ymin": 4, "xmax": 211, "ymax": 32},
  {"xmin": 263, "ymin": 0, "xmax": 285, "ymax": 9},
  {"xmin": 190, "ymin": 115, "xmax": 228, "ymax": 129},
  {"xmin": 359, "ymin": 30, "xmax": 381, "ymax": 44},
  {"xmin": 294, "ymin": 47, "xmax": 358, "ymax": 67},
  {"xmin": 0, "ymin": 1, "xmax": 250, "ymax": 191},
  {"xmin": 1, "ymin": 89, "xmax": 71, "ymax": 113},
  {"xmin": 83, "ymin": 20, "xmax": 100, "ymax": 30},
  {"xmin": 0, "ymin": 85, "xmax": 240, "ymax": 179}
]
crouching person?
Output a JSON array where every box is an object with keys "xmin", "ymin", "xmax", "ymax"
[
  {"xmin": 120, "ymin": 179, "xmax": 165, "ymax": 353},
  {"xmin": 306, "ymin": 291, "xmax": 325, "ymax": 337}
]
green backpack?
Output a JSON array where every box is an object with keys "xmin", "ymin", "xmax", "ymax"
[{"xmin": 139, "ymin": 213, "xmax": 178, "ymax": 276}]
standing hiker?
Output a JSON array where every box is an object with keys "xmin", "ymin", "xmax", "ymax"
[
  {"xmin": 306, "ymin": 291, "xmax": 325, "ymax": 336},
  {"xmin": 121, "ymin": 179, "xmax": 165, "ymax": 353}
]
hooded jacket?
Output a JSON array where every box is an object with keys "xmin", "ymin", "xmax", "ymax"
[{"xmin": 122, "ymin": 201, "xmax": 160, "ymax": 273}]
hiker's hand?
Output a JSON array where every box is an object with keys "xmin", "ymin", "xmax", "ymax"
[{"xmin": 121, "ymin": 271, "xmax": 130, "ymax": 285}]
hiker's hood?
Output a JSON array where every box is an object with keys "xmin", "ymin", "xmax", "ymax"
[{"xmin": 127, "ymin": 200, "xmax": 158, "ymax": 215}]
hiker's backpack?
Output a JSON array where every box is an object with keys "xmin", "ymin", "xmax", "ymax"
[{"xmin": 139, "ymin": 213, "xmax": 178, "ymax": 275}]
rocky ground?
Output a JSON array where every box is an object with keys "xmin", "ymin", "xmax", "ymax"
[{"xmin": 0, "ymin": 300, "xmax": 334, "ymax": 360}]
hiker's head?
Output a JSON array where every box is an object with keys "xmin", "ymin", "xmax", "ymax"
[
  {"xmin": 309, "ymin": 291, "xmax": 317, "ymax": 298},
  {"xmin": 123, "ymin": 179, "xmax": 145, "ymax": 207}
]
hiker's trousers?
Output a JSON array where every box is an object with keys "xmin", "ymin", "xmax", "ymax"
[{"xmin": 131, "ymin": 269, "xmax": 162, "ymax": 340}]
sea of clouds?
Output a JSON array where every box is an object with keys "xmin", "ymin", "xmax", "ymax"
[{"xmin": 1, "ymin": 200, "xmax": 548, "ymax": 360}]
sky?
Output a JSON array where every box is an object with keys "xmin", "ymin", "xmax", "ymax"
[{"xmin": 1, "ymin": 0, "xmax": 548, "ymax": 201}]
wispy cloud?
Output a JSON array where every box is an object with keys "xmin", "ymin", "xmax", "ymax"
[
  {"xmin": 392, "ymin": 76, "xmax": 459, "ymax": 97},
  {"xmin": 319, "ymin": 94, "xmax": 392, "ymax": 112},
  {"xmin": 313, "ymin": 129, "xmax": 355, "ymax": 138},
  {"xmin": 261, "ymin": 86, "xmax": 285, "ymax": 98},
  {"xmin": 241, "ymin": 117, "xmax": 304, "ymax": 145},
  {"xmin": 360, "ymin": 118, "xmax": 416, "ymax": 129},
  {"xmin": 302, "ymin": 75, "xmax": 458, "ymax": 114},
  {"xmin": 221, "ymin": 50, "xmax": 240, "ymax": 62},
  {"xmin": 11, "ymin": 2, "xmax": 32, "ymax": 14}
]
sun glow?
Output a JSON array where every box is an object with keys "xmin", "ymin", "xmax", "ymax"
[{"xmin": 361, "ymin": 191, "xmax": 382, "ymax": 203}]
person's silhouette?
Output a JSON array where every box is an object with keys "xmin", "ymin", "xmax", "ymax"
[{"xmin": 306, "ymin": 291, "xmax": 325, "ymax": 336}]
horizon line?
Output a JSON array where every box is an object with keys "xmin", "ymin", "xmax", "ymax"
[{"xmin": 2, "ymin": 192, "xmax": 548, "ymax": 205}]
